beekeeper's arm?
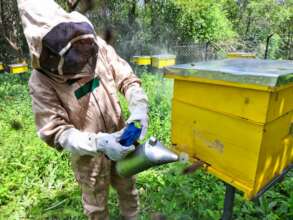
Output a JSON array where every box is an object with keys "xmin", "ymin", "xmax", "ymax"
[
  {"xmin": 105, "ymin": 44, "xmax": 149, "ymax": 140},
  {"xmin": 29, "ymin": 72, "xmax": 134, "ymax": 161}
]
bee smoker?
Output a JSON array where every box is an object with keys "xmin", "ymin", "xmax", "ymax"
[{"xmin": 116, "ymin": 124, "xmax": 179, "ymax": 177}]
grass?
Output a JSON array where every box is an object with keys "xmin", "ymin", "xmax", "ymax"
[{"xmin": 0, "ymin": 72, "xmax": 293, "ymax": 220}]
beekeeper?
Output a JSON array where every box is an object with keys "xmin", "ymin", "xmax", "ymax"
[{"xmin": 17, "ymin": 0, "xmax": 148, "ymax": 219}]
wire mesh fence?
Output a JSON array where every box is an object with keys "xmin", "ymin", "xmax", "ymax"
[
  {"xmin": 168, "ymin": 35, "xmax": 292, "ymax": 65},
  {"xmin": 170, "ymin": 43, "xmax": 229, "ymax": 64}
]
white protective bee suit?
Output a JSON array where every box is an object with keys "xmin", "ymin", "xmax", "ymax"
[{"xmin": 17, "ymin": 0, "xmax": 148, "ymax": 219}]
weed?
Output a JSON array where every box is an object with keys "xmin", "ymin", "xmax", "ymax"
[{"xmin": 10, "ymin": 120, "xmax": 23, "ymax": 130}]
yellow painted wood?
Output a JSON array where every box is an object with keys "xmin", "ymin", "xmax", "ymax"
[
  {"xmin": 169, "ymin": 76, "xmax": 293, "ymax": 200},
  {"xmin": 175, "ymin": 152, "xmax": 254, "ymax": 197},
  {"xmin": 267, "ymin": 86, "xmax": 293, "ymax": 122},
  {"xmin": 227, "ymin": 52, "xmax": 256, "ymax": 59},
  {"xmin": 165, "ymin": 74, "xmax": 273, "ymax": 92},
  {"xmin": 135, "ymin": 56, "xmax": 151, "ymax": 66},
  {"xmin": 172, "ymin": 79, "xmax": 293, "ymax": 124},
  {"xmin": 0, "ymin": 62, "xmax": 4, "ymax": 72},
  {"xmin": 253, "ymin": 112, "xmax": 293, "ymax": 196},
  {"xmin": 172, "ymin": 99, "xmax": 262, "ymax": 196},
  {"xmin": 9, "ymin": 64, "xmax": 29, "ymax": 74},
  {"xmin": 130, "ymin": 57, "xmax": 138, "ymax": 64},
  {"xmin": 173, "ymin": 80, "xmax": 271, "ymax": 124},
  {"xmin": 152, "ymin": 56, "xmax": 176, "ymax": 69}
]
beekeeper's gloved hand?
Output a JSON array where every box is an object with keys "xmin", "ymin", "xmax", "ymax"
[
  {"xmin": 96, "ymin": 131, "xmax": 135, "ymax": 161},
  {"xmin": 125, "ymin": 85, "xmax": 148, "ymax": 140},
  {"xmin": 58, "ymin": 128, "xmax": 135, "ymax": 161}
]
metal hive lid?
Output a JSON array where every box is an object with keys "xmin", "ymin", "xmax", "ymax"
[
  {"xmin": 152, "ymin": 54, "xmax": 176, "ymax": 59},
  {"xmin": 165, "ymin": 59, "xmax": 293, "ymax": 87},
  {"xmin": 132, "ymin": 55, "xmax": 151, "ymax": 58}
]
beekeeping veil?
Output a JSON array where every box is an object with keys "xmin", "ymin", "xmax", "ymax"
[{"xmin": 17, "ymin": 0, "xmax": 99, "ymax": 77}]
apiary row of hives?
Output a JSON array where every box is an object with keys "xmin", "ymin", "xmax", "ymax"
[
  {"xmin": 130, "ymin": 52, "xmax": 255, "ymax": 69},
  {"xmin": 131, "ymin": 55, "xmax": 176, "ymax": 69},
  {"xmin": 0, "ymin": 62, "xmax": 29, "ymax": 74}
]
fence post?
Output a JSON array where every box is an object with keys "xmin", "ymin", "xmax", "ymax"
[{"xmin": 264, "ymin": 34, "xmax": 274, "ymax": 59}]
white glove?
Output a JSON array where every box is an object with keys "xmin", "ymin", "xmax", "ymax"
[
  {"xmin": 125, "ymin": 85, "xmax": 148, "ymax": 140},
  {"xmin": 58, "ymin": 128, "xmax": 98, "ymax": 156},
  {"xmin": 58, "ymin": 128, "xmax": 135, "ymax": 161},
  {"xmin": 96, "ymin": 132, "xmax": 135, "ymax": 161}
]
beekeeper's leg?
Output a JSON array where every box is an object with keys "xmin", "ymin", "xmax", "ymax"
[
  {"xmin": 111, "ymin": 165, "xmax": 139, "ymax": 220},
  {"xmin": 72, "ymin": 154, "xmax": 111, "ymax": 220}
]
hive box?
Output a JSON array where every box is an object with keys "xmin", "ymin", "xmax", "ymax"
[
  {"xmin": 130, "ymin": 56, "xmax": 138, "ymax": 64},
  {"xmin": 131, "ymin": 56, "xmax": 151, "ymax": 66},
  {"xmin": 165, "ymin": 59, "xmax": 293, "ymax": 199},
  {"xmin": 0, "ymin": 62, "xmax": 4, "ymax": 72},
  {"xmin": 152, "ymin": 54, "xmax": 176, "ymax": 69},
  {"xmin": 8, "ymin": 64, "xmax": 29, "ymax": 74},
  {"xmin": 227, "ymin": 52, "xmax": 256, "ymax": 59}
]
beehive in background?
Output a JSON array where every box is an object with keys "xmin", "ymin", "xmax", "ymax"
[
  {"xmin": 131, "ymin": 56, "xmax": 151, "ymax": 66},
  {"xmin": 8, "ymin": 64, "xmax": 29, "ymax": 74},
  {"xmin": 165, "ymin": 59, "xmax": 293, "ymax": 199},
  {"xmin": 227, "ymin": 52, "xmax": 256, "ymax": 59},
  {"xmin": 0, "ymin": 62, "xmax": 4, "ymax": 72},
  {"xmin": 151, "ymin": 54, "xmax": 176, "ymax": 69},
  {"xmin": 130, "ymin": 56, "xmax": 138, "ymax": 64}
]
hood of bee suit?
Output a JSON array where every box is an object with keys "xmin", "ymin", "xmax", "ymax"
[{"xmin": 17, "ymin": 0, "xmax": 99, "ymax": 81}]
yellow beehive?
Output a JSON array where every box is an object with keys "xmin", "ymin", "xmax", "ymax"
[
  {"xmin": 130, "ymin": 56, "xmax": 137, "ymax": 64},
  {"xmin": 8, "ymin": 63, "xmax": 29, "ymax": 74},
  {"xmin": 133, "ymin": 56, "xmax": 151, "ymax": 66},
  {"xmin": 165, "ymin": 59, "xmax": 293, "ymax": 200},
  {"xmin": 152, "ymin": 54, "xmax": 176, "ymax": 69},
  {"xmin": 227, "ymin": 52, "xmax": 256, "ymax": 59},
  {"xmin": 0, "ymin": 62, "xmax": 4, "ymax": 72}
]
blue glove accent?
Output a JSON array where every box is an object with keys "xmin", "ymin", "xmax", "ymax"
[{"xmin": 119, "ymin": 123, "xmax": 142, "ymax": 147}]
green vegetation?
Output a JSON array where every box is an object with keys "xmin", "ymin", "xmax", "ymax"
[
  {"xmin": 1, "ymin": 0, "xmax": 292, "ymax": 63},
  {"xmin": 1, "ymin": 72, "xmax": 293, "ymax": 220},
  {"xmin": 156, "ymin": 0, "xmax": 236, "ymax": 43}
]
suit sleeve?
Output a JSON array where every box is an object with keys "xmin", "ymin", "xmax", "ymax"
[
  {"xmin": 105, "ymin": 44, "xmax": 141, "ymax": 95},
  {"xmin": 29, "ymin": 71, "xmax": 74, "ymax": 149}
]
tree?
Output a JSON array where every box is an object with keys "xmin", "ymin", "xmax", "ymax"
[
  {"xmin": 0, "ymin": 0, "xmax": 27, "ymax": 63},
  {"xmin": 246, "ymin": 0, "xmax": 291, "ymax": 58},
  {"xmin": 223, "ymin": 0, "xmax": 292, "ymax": 58},
  {"xmin": 0, "ymin": 0, "xmax": 292, "ymax": 62},
  {"xmin": 147, "ymin": 0, "xmax": 235, "ymax": 45},
  {"xmin": 0, "ymin": 0, "xmax": 97, "ymax": 63}
]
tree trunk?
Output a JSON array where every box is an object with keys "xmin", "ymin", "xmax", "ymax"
[
  {"xmin": 128, "ymin": 0, "xmax": 137, "ymax": 26},
  {"xmin": 0, "ymin": 0, "xmax": 25, "ymax": 63},
  {"xmin": 67, "ymin": 0, "xmax": 95, "ymax": 13},
  {"xmin": 245, "ymin": 9, "xmax": 252, "ymax": 36}
]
